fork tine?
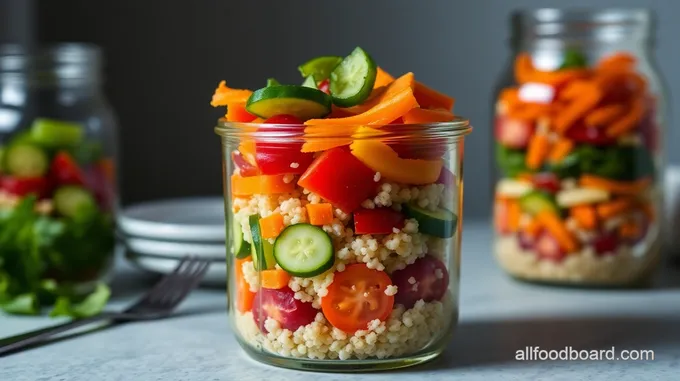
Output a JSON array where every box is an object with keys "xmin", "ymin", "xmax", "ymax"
[
  {"xmin": 157, "ymin": 259, "xmax": 210, "ymax": 306},
  {"xmin": 125, "ymin": 256, "xmax": 199, "ymax": 311}
]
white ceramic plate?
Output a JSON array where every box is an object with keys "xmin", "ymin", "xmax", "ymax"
[
  {"xmin": 125, "ymin": 251, "xmax": 227, "ymax": 286},
  {"xmin": 117, "ymin": 197, "xmax": 226, "ymax": 242},
  {"xmin": 123, "ymin": 236, "xmax": 226, "ymax": 260}
]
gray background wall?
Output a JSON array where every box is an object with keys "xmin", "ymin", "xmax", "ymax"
[{"xmin": 2, "ymin": 0, "xmax": 678, "ymax": 218}]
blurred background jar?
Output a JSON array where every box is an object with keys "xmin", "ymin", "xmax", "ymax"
[
  {"xmin": 0, "ymin": 43, "xmax": 118, "ymax": 315},
  {"xmin": 491, "ymin": 9, "xmax": 667, "ymax": 287}
]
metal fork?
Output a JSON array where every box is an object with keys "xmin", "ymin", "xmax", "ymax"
[{"xmin": 0, "ymin": 256, "xmax": 210, "ymax": 356}]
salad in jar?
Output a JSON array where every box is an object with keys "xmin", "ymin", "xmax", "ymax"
[
  {"xmin": 493, "ymin": 49, "xmax": 661, "ymax": 286},
  {"xmin": 0, "ymin": 118, "xmax": 115, "ymax": 317},
  {"xmin": 213, "ymin": 47, "xmax": 470, "ymax": 368}
]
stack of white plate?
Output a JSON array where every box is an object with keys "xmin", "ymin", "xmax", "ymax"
[{"xmin": 117, "ymin": 197, "xmax": 227, "ymax": 286}]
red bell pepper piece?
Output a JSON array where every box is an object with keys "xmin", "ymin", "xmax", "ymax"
[
  {"xmin": 50, "ymin": 151, "xmax": 84, "ymax": 185},
  {"xmin": 232, "ymin": 151, "xmax": 261, "ymax": 177},
  {"xmin": 298, "ymin": 147, "xmax": 378, "ymax": 213},
  {"xmin": 353, "ymin": 208, "xmax": 405, "ymax": 235},
  {"xmin": 1, "ymin": 176, "xmax": 51, "ymax": 198},
  {"xmin": 255, "ymin": 115, "xmax": 314, "ymax": 175}
]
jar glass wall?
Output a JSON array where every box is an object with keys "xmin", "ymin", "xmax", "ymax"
[
  {"xmin": 0, "ymin": 44, "xmax": 118, "ymax": 315},
  {"xmin": 491, "ymin": 9, "xmax": 667, "ymax": 286},
  {"xmin": 216, "ymin": 120, "xmax": 470, "ymax": 371}
]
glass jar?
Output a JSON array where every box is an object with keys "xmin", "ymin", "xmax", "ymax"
[
  {"xmin": 216, "ymin": 119, "xmax": 471, "ymax": 371},
  {"xmin": 0, "ymin": 44, "xmax": 118, "ymax": 315},
  {"xmin": 492, "ymin": 9, "xmax": 667, "ymax": 287}
]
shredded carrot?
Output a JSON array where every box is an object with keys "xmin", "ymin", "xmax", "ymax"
[
  {"xmin": 507, "ymin": 103, "xmax": 551, "ymax": 121},
  {"xmin": 211, "ymin": 80, "xmax": 252, "ymax": 107},
  {"xmin": 261, "ymin": 269, "xmax": 292, "ymax": 290},
  {"xmin": 618, "ymin": 219, "xmax": 642, "ymax": 240},
  {"xmin": 507, "ymin": 200, "xmax": 521, "ymax": 232},
  {"xmin": 522, "ymin": 217, "xmax": 542, "ymax": 238},
  {"xmin": 498, "ymin": 88, "xmax": 521, "ymax": 113},
  {"xmin": 596, "ymin": 52, "xmax": 636, "ymax": 73},
  {"xmin": 580, "ymin": 175, "xmax": 651, "ymax": 196},
  {"xmin": 402, "ymin": 107, "xmax": 455, "ymax": 124},
  {"xmin": 536, "ymin": 211, "xmax": 580, "ymax": 253},
  {"xmin": 259, "ymin": 213, "xmax": 285, "ymax": 239},
  {"xmin": 517, "ymin": 173, "xmax": 534, "ymax": 182},
  {"xmin": 306, "ymin": 203, "xmax": 334, "ymax": 226},
  {"xmin": 530, "ymin": 69, "xmax": 589, "ymax": 86},
  {"xmin": 642, "ymin": 202, "xmax": 656, "ymax": 222},
  {"xmin": 570, "ymin": 205, "xmax": 598, "ymax": 230},
  {"xmin": 514, "ymin": 53, "xmax": 535, "ymax": 84},
  {"xmin": 553, "ymin": 80, "xmax": 602, "ymax": 133},
  {"xmin": 235, "ymin": 257, "xmax": 255, "ymax": 312},
  {"xmin": 226, "ymin": 103, "xmax": 257, "ymax": 122},
  {"xmin": 548, "ymin": 139, "xmax": 574, "ymax": 163},
  {"xmin": 525, "ymin": 134, "xmax": 551, "ymax": 170},
  {"xmin": 375, "ymin": 67, "xmax": 395, "ymax": 88},
  {"xmin": 584, "ymin": 104, "xmax": 626, "ymax": 127},
  {"xmin": 596, "ymin": 197, "xmax": 637, "ymax": 219},
  {"xmin": 606, "ymin": 97, "xmax": 646, "ymax": 137},
  {"xmin": 413, "ymin": 81, "xmax": 455, "ymax": 111}
]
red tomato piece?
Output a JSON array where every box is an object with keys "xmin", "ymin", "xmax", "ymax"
[
  {"xmin": 232, "ymin": 150, "xmax": 260, "ymax": 177},
  {"xmin": 517, "ymin": 230, "xmax": 536, "ymax": 251},
  {"xmin": 494, "ymin": 115, "xmax": 534, "ymax": 149},
  {"xmin": 534, "ymin": 230, "xmax": 566, "ymax": 262},
  {"xmin": 1, "ymin": 176, "xmax": 51, "ymax": 198},
  {"xmin": 317, "ymin": 79, "xmax": 330, "ymax": 94},
  {"xmin": 565, "ymin": 122, "xmax": 617, "ymax": 146},
  {"xmin": 83, "ymin": 162, "xmax": 115, "ymax": 211},
  {"xmin": 353, "ymin": 208, "xmax": 405, "ymax": 235},
  {"xmin": 49, "ymin": 151, "xmax": 84, "ymax": 186},
  {"xmin": 255, "ymin": 114, "xmax": 313, "ymax": 175},
  {"xmin": 321, "ymin": 264, "xmax": 394, "ymax": 333},
  {"xmin": 298, "ymin": 147, "xmax": 378, "ymax": 213},
  {"xmin": 390, "ymin": 255, "xmax": 449, "ymax": 309},
  {"xmin": 531, "ymin": 172, "xmax": 561, "ymax": 193},
  {"xmin": 252, "ymin": 286, "xmax": 317, "ymax": 333},
  {"xmin": 592, "ymin": 230, "xmax": 620, "ymax": 256},
  {"xmin": 263, "ymin": 114, "xmax": 303, "ymax": 125}
]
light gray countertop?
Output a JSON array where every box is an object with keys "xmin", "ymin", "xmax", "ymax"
[{"xmin": 2, "ymin": 221, "xmax": 680, "ymax": 381}]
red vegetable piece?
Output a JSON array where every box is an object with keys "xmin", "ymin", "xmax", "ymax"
[
  {"xmin": 318, "ymin": 79, "xmax": 330, "ymax": 94},
  {"xmin": 1, "ymin": 176, "xmax": 51, "ymax": 198},
  {"xmin": 251, "ymin": 286, "xmax": 317, "ymax": 333},
  {"xmin": 436, "ymin": 166, "xmax": 455, "ymax": 188},
  {"xmin": 263, "ymin": 114, "xmax": 303, "ymax": 125},
  {"xmin": 255, "ymin": 114, "xmax": 314, "ymax": 175},
  {"xmin": 390, "ymin": 255, "xmax": 449, "ymax": 309},
  {"xmin": 298, "ymin": 147, "xmax": 378, "ymax": 213},
  {"xmin": 593, "ymin": 230, "xmax": 620, "ymax": 256},
  {"xmin": 494, "ymin": 115, "xmax": 535, "ymax": 149},
  {"xmin": 84, "ymin": 162, "xmax": 115, "ymax": 211},
  {"xmin": 232, "ymin": 151, "xmax": 261, "ymax": 177},
  {"xmin": 50, "ymin": 151, "xmax": 84, "ymax": 186},
  {"xmin": 353, "ymin": 208, "xmax": 405, "ymax": 235},
  {"xmin": 531, "ymin": 172, "xmax": 561, "ymax": 193},
  {"xmin": 565, "ymin": 122, "xmax": 617, "ymax": 146},
  {"xmin": 517, "ymin": 230, "xmax": 536, "ymax": 251},
  {"xmin": 534, "ymin": 230, "xmax": 566, "ymax": 262}
]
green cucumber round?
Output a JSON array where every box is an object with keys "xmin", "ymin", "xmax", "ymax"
[
  {"xmin": 403, "ymin": 203, "xmax": 458, "ymax": 238},
  {"xmin": 298, "ymin": 56, "xmax": 342, "ymax": 81},
  {"xmin": 329, "ymin": 47, "xmax": 377, "ymax": 107},
  {"xmin": 246, "ymin": 85, "xmax": 332, "ymax": 120},
  {"xmin": 273, "ymin": 223, "xmax": 334, "ymax": 278},
  {"xmin": 249, "ymin": 215, "xmax": 276, "ymax": 271},
  {"xmin": 30, "ymin": 118, "xmax": 84, "ymax": 148},
  {"xmin": 4, "ymin": 143, "xmax": 49, "ymax": 177},
  {"xmin": 232, "ymin": 219, "xmax": 251, "ymax": 259},
  {"xmin": 519, "ymin": 191, "xmax": 559, "ymax": 216},
  {"xmin": 53, "ymin": 186, "xmax": 97, "ymax": 218}
]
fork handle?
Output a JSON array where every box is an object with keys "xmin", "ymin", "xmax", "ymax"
[{"xmin": 0, "ymin": 312, "xmax": 118, "ymax": 356}]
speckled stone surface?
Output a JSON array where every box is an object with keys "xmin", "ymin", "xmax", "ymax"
[{"xmin": 2, "ymin": 222, "xmax": 680, "ymax": 381}]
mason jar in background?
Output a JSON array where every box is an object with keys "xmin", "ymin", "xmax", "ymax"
[
  {"xmin": 491, "ymin": 9, "xmax": 667, "ymax": 287},
  {"xmin": 0, "ymin": 44, "xmax": 118, "ymax": 315}
]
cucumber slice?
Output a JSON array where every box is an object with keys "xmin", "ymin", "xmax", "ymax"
[
  {"xmin": 69, "ymin": 141, "xmax": 104, "ymax": 165},
  {"xmin": 329, "ymin": 47, "xmax": 377, "ymax": 107},
  {"xmin": 403, "ymin": 203, "xmax": 458, "ymax": 238},
  {"xmin": 4, "ymin": 143, "xmax": 49, "ymax": 177},
  {"xmin": 297, "ymin": 56, "xmax": 342, "ymax": 81},
  {"xmin": 53, "ymin": 186, "xmax": 97, "ymax": 218},
  {"xmin": 519, "ymin": 190, "xmax": 559, "ymax": 216},
  {"xmin": 301, "ymin": 75, "xmax": 317, "ymax": 89},
  {"xmin": 266, "ymin": 78, "xmax": 281, "ymax": 87},
  {"xmin": 30, "ymin": 118, "xmax": 84, "ymax": 148},
  {"xmin": 249, "ymin": 215, "xmax": 276, "ymax": 271},
  {"xmin": 232, "ymin": 219, "xmax": 251, "ymax": 259},
  {"xmin": 273, "ymin": 223, "xmax": 334, "ymax": 278},
  {"xmin": 246, "ymin": 85, "xmax": 332, "ymax": 120}
]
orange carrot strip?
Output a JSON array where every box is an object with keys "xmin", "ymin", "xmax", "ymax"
[
  {"xmin": 251, "ymin": 117, "xmax": 265, "ymax": 123},
  {"xmin": 375, "ymin": 67, "xmax": 395, "ymax": 88},
  {"xmin": 525, "ymin": 134, "xmax": 551, "ymax": 170},
  {"xmin": 530, "ymin": 69, "xmax": 589, "ymax": 86},
  {"xmin": 343, "ymin": 86, "xmax": 388, "ymax": 115},
  {"xmin": 261, "ymin": 269, "xmax": 292, "ymax": 290},
  {"xmin": 235, "ymin": 257, "xmax": 255, "ymax": 312},
  {"xmin": 522, "ymin": 217, "xmax": 542, "ymax": 238},
  {"xmin": 618, "ymin": 220, "xmax": 642, "ymax": 240},
  {"xmin": 259, "ymin": 213, "xmax": 285, "ymax": 239},
  {"xmin": 306, "ymin": 203, "xmax": 334, "ymax": 226},
  {"xmin": 517, "ymin": 173, "xmax": 534, "ymax": 182},
  {"xmin": 570, "ymin": 205, "xmax": 598, "ymax": 230},
  {"xmin": 226, "ymin": 103, "xmax": 257, "ymax": 122},
  {"xmin": 231, "ymin": 174, "xmax": 296, "ymax": 196},
  {"xmin": 596, "ymin": 52, "xmax": 636, "ymax": 73},
  {"xmin": 536, "ymin": 211, "xmax": 580, "ymax": 253},
  {"xmin": 548, "ymin": 139, "xmax": 574, "ymax": 163},
  {"xmin": 606, "ymin": 98, "xmax": 646, "ymax": 137},
  {"xmin": 584, "ymin": 104, "xmax": 626, "ymax": 127},
  {"xmin": 514, "ymin": 53, "xmax": 535, "ymax": 84},
  {"xmin": 507, "ymin": 103, "xmax": 551, "ymax": 121},
  {"xmin": 211, "ymin": 80, "xmax": 252, "ymax": 107},
  {"xmin": 580, "ymin": 175, "xmax": 651, "ymax": 196},
  {"xmin": 642, "ymin": 202, "xmax": 656, "ymax": 222},
  {"xmin": 507, "ymin": 200, "xmax": 521, "ymax": 232},
  {"xmin": 305, "ymin": 73, "xmax": 418, "ymax": 126},
  {"xmin": 413, "ymin": 81, "xmax": 455, "ymax": 111},
  {"xmin": 596, "ymin": 197, "xmax": 637, "ymax": 219},
  {"xmin": 402, "ymin": 107, "xmax": 455, "ymax": 124},
  {"xmin": 553, "ymin": 81, "xmax": 602, "ymax": 133}
]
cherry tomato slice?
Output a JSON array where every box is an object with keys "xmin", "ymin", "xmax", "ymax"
[
  {"xmin": 50, "ymin": 151, "xmax": 84, "ymax": 186},
  {"xmin": 321, "ymin": 264, "xmax": 394, "ymax": 333},
  {"xmin": 353, "ymin": 208, "xmax": 405, "ymax": 235},
  {"xmin": 252, "ymin": 286, "xmax": 317, "ymax": 333},
  {"xmin": 494, "ymin": 115, "xmax": 534, "ymax": 149},
  {"xmin": 1, "ymin": 176, "xmax": 51, "ymax": 198},
  {"xmin": 390, "ymin": 255, "xmax": 449, "ymax": 309},
  {"xmin": 232, "ymin": 150, "xmax": 261, "ymax": 177},
  {"xmin": 564, "ymin": 122, "xmax": 617, "ymax": 146},
  {"xmin": 317, "ymin": 79, "xmax": 330, "ymax": 95},
  {"xmin": 534, "ymin": 230, "xmax": 566, "ymax": 261},
  {"xmin": 255, "ymin": 115, "xmax": 314, "ymax": 175},
  {"xmin": 531, "ymin": 172, "xmax": 561, "ymax": 193}
]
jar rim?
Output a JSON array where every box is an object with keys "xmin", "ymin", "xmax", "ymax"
[
  {"xmin": 0, "ymin": 43, "xmax": 103, "ymax": 81},
  {"xmin": 214, "ymin": 117, "xmax": 472, "ymax": 142}
]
